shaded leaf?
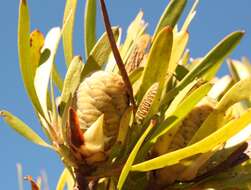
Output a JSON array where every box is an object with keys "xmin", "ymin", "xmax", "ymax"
[{"xmin": 0, "ymin": 110, "xmax": 51, "ymax": 148}]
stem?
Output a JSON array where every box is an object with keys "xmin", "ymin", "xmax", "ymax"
[{"xmin": 99, "ymin": 0, "xmax": 136, "ymax": 111}]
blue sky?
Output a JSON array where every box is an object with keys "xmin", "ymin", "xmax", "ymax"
[{"xmin": 0, "ymin": 0, "xmax": 251, "ymax": 189}]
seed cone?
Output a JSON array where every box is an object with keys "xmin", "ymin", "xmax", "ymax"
[{"xmin": 73, "ymin": 71, "xmax": 129, "ymax": 147}]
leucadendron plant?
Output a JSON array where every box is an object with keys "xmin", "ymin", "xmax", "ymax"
[{"xmin": 1, "ymin": 0, "xmax": 251, "ymax": 189}]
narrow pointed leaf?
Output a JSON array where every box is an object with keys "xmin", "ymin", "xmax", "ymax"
[
  {"xmin": 137, "ymin": 27, "xmax": 173, "ymax": 102},
  {"xmin": 117, "ymin": 121, "xmax": 155, "ymax": 190},
  {"xmin": 153, "ymin": 0, "xmax": 187, "ymax": 39},
  {"xmin": 140, "ymin": 83, "xmax": 212, "ymax": 157},
  {"xmin": 59, "ymin": 56, "xmax": 83, "ymax": 114},
  {"xmin": 0, "ymin": 110, "xmax": 51, "ymax": 148},
  {"xmin": 18, "ymin": 0, "xmax": 43, "ymax": 115},
  {"xmin": 52, "ymin": 64, "xmax": 63, "ymax": 92},
  {"xmin": 63, "ymin": 0, "xmax": 78, "ymax": 66},
  {"xmin": 217, "ymin": 78, "xmax": 251, "ymax": 110},
  {"xmin": 34, "ymin": 27, "xmax": 61, "ymax": 119},
  {"xmin": 81, "ymin": 27, "xmax": 120, "ymax": 78},
  {"xmin": 56, "ymin": 168, "xmax": 74, "ymax": 190},
  {"xmin": 150, "ymin": 83, "xmax": 212, "ymax": 144},
  {"xmin": 85, "ymin": 0, "xmax": 96, "ymax": 57},
  {"xmin": 132, "ymin": 109, "xmax": 251, "ymax": 171},
  {"xmin": 178, "ymin": 31, "xmax": 244, "ymax": 90}
]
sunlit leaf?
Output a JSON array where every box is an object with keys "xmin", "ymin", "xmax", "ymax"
[
  {"xmin": 56, "ymin": 168, "xmax": 74, "ymax": 190},
  {"xmin": 34, "ymin": 27, "xmax": 61, "ymax": 120},
  {"xmin": 63, "ymin": 0, "xmax": 78, "ymax": 66},
  {"xmin": 140, "ymin": 83, "xmax": 212, "ymax": 157},
  {"xmin": 81, "ymin": 27, "xmax": 120, "ymax": 79},
  {"xmin": 52, "ymin": 64, "xmax": 63, "ymax": 92},
  {"xmin": 168, "ymin": 31, "xmax": 189, "ymax": 73},
  {"xmin": 121, "ymin": 11, "xmax": 147, "ymax": 60},
  {"xmin": 85, "ymin": 0, "xmax": 96, "ymax": 57},
  {"xmin": 30, "ymin": 30, "xmax": 44, "ymax": 78},
  {"xmin": 117, "ymin": 121, "xmax": 155, "ymax": 190},
  {"xmin": 18, "ymin": 0, "xmax": 43, "ymax": 116},
  {"xmin": 137, "ymin": 27, "xmax": 173, "ymax": 102},
  {"xmin": 178, "ymin": 31, "xmax": 244, "ymax": 90},
  {"xmin": 153, "ymin": 0, "xmax": 187, "ymax": 39},
  {"xmin": 132, "ymin": 109, "xmax": 251, "ymax": 172},
  {"xmin": 59, "ymin": 56, "xmax": 83, "ymax": 114},
  {"xmin": 129, "ymin": 67, "xmax": 143, "ymax": 85},
  {"xmin": 217, "ymin": 78, "xmax": 251, "ymax": 110},
  {"xmin": 0, "ymin": 110, "xmax": 51, "ymax": 148}
]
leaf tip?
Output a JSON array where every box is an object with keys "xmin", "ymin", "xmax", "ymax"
[{"xmin": 21, "ymin": 0, "xmax": 27, "ymax": 5}]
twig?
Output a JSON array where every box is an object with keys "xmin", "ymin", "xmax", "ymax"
[{"xmin": 99, "ymin": 0, "xmax": 136, "ymax": 111}]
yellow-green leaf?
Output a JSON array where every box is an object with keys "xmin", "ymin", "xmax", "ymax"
[
  {"xmin": 137, "ymin": 27, "xmax": 173, "ymax": 102},
  {"xmin": 34, "ymin": 27, "xmax": 61, "ymax": 120},
  {"xmin": 153, "ymin": 0, "xmax": 187, "ymax": 40},
  {"xmin": 117, "ymin": 121, "xmax": 155, "ymax": 190},
  {"xmin": 30, "ymin": 30, "xmax": 44, "ymax": 78},
  {"xmin": 56, "ymin": 168, "xmax": 74, "ymax": 190},
  {"xmin": 0, "ymin": 110, "xmax": 51, "ymax": 148},
  {"xmin": 59, "ymin": 56, "xmax": 83, "ymax": 114},
  {"xmin": 18, "ymin": 0, "xmax": 43, "ymax": 116},
  {"xmin": 84, "ymin": 0, "xmax": 96, "ymax": 57},
  {"xmin": 81, "ymin": 27, "xmax": 120, "ymax": 78},
  {"xmin": 178, "ymin": 31, "xmax": 244, "ymax": 90},
  {"xmin": 217, "ymin": 78, "xmax": 251, "ymax": 111},
  {"xmin": 62, "ymin": 0, "xmax": 78, "ymax": 66},
  {"xmin": 132, "ymin": 109, "xmax": 251, "ymax": 172}
]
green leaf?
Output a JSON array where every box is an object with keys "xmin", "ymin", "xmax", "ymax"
[
  {"xmin": 34, "ymin": 27, "xmax": 61, "ymax": 120},
  {"xmin": 56, "ymin": 168, "xmax": 74, "ymax": 190},
  {"xmin": 178, "ymin": 31, "xmax": 244, "ymax": 90},
  {"xmin": 17, "ymin": 0, "xmax": 43, "ymax": 116},
  {"xmin": 217, "ymin": 78, "xmax": 251, "ymax": 111},
  {"xmin": 139, "ymin": 83, "xmax": 212, "ymax": 158},
  {"xmin": 137, "ymin": 27, "xmax": 173, "ymax": 102},
  {"xmin": 165, "ymin": 80, "xmax": 198, "ymax": 116},
  {"xmin": 62, "ymin": 0, "xmax": 78, "ymax": 66},
  {"xmin": 117, "ymin": 121, "xmax": 155, "ymax": 190},
  {"xmin": 84, "ymin": 0, "xmax": 96, "ymax": 57},
  {"xmin": 129, "ymin": 67, "xmax": 143, "ymax": 85},
  {"xmin": 188, "ymin": 110, "xmax": 225, "ymax": 145},
  {"xmin": 81, "ymin": 27, "xmax": 120, "ymax": 79},
  {"xmin": 153, "ymin": 0, "xmax": 187, "ymax": 39},
  {"xmin": 150, "ymin": 83, "xmax": 212, "ymax": 144},
  {"xmin": 59, "ymin": 56, "xmax": 83, "ymax": 114},
  {"xmin": 0, "ymin": 110, "xmax": 51, "ymax": 148},
  {"xmin": 132, "ymin": 109, "xmax": 251, "ymax": 172},
  {"xmin": 168, "ymin": 30, "xmax": 189, "ymax": 73},
  {"xmin": 52, "ymin": 64, "xmax": 63, "ymax": 92}
]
